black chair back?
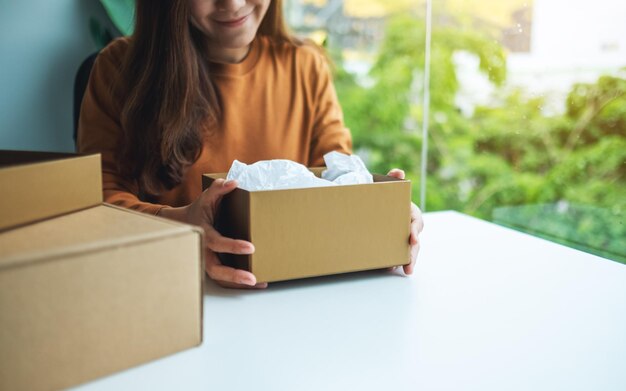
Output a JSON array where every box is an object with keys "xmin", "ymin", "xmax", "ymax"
[{"xmin": 73, "ymin": 52, "xmax": 99, "ymax": 148}]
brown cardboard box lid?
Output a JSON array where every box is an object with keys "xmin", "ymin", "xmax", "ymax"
[
  {"xmin": 0, "ymin": 150, "xmax": 102, "ymax": 231},
  {"xmin": 0, "ymin": 203, "xmax": 201, "ymax": 270}
]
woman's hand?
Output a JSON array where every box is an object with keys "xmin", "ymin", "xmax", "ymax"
[
  {"xmin": 387, "ymin": 168, "xmax": 424, "ymax": 274},
  {"xmin": 159, "ymin": 179, "xmax": 267, "ymax": 289}
]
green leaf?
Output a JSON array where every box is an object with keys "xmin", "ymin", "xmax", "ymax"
[{"xmin": 99, "ymin": 0, "xmax": 135, "ymax": 36}]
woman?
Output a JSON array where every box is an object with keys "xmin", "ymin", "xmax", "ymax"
[{"xmin": 78, "ymin": 0, "xmax": 423, "ymax": 289}]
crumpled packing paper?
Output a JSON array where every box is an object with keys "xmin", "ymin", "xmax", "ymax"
[
  {"xmin": 226, "ymin": 151, "xmax": 373, "ymax": 191},
  {"xmin": 321, "ymin": 151, "xmax": 373, "ymax": 185},
  {"xmin": 226, "ymin": 159, "xmax": 334, "ymax": 191}
]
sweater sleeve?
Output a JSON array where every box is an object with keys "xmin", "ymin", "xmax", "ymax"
[
  {"xmin": 307, "ymin": 51, "xmax": 353, "ymax": 167},
  {"xmin": 76, "ymin": 40, "xmax": 168, "ymax": 215}
]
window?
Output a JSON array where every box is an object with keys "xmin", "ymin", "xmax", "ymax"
[{"xmin": 286, "ymin": 0, "xmax": 626, "ymax": 263}]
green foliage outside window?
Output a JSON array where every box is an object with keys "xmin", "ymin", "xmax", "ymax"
[{"xmin": 333, "ymin": 14, "xmax": 625, "ymax": 262}]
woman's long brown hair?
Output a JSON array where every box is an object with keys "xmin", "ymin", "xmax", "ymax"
[{"xmin": 119, "ymin": 0, "xmax": 293, "ymax": 196}]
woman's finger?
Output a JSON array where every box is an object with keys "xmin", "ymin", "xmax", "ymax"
[
  {"xmin": 202, "ymin": 178, "xmax": 239, "ymax": 210},
  {"xmin": 204, "ymin": 226, "xmax": 255, "ymax": 254},
  {"xmin": 403, "ymin": 239, "xmax": 420, "ymax": 275},
  {"xmin": 183, "ymin": 179, "xmax": 239, "ymax": 227},
  {"xmin": 410, "ymin": 220, "xmax": 420, "ymax": 246},
  {"xmin": 205, "ymin": 252, "xmax": 262, "ymax": 287},
  {"xmin": 387, "ymin": 168, "xmax": 405, "ymax": 179},
  {"xmin": 411, "ymin": 203, "xmax": 424, "ymax": 233}
]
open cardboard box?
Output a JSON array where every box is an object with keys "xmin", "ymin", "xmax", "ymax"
[
  {"xmin": 0, "ymin": 150, "xmax": 102, "ymax": 231},
  {"xmin": 203, "ymin": 168, "xmax": 411, "ymax": 283},
  {"xmin": 0, "ymin": 203, "xmax": 204, "ymax": 391}
]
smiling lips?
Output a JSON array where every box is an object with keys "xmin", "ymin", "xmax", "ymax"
[{"xmin": 214, "ymin": 14, "xmax": 250, "ymax": 28}]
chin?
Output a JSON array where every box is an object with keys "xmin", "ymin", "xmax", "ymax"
[{"xmin": 221, "ymin": 34, "xmax": 256, "ymax": 49}]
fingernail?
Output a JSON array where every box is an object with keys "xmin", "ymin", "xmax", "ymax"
[
  {"xmin": 239, "ymin": 277, "xmax": 255, "ymax": 286},
  {"xmin": 241, "ymin": 243, "xmax": 255, "ymax": 254}
]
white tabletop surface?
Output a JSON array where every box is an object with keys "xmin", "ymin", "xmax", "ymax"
[{"xmin": 74, "ymin": 211, "xmax": 626, "ymax": 391}]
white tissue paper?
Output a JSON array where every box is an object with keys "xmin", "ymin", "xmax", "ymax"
[
  {"xmin": 321, "ymin": 151, "xmax": 374, "ymax": 185},
  {"xmin": 226, "ymin": 159, "xmax": 335, "ymax": 191},
  {"xmin": 226, "ymin": 152, "xmax": 374, "ymax": 191}
]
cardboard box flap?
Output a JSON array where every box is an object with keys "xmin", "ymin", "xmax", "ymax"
[{"xmin": 0, "ymin": 204, "xmax": 202, "ymax": 270}]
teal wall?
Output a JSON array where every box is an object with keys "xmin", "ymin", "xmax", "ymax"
[{"xmin": 0, "ymin": 0, "xmax": 113, "ymax": 152}]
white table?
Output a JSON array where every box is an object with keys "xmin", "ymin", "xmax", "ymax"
[{"xmin": 74, "ymin": 211, "xmax": 626, "ymax": 391}]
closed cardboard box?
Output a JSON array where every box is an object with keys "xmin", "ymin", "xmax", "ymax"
[
  {"xmin": 0, "ymin": 150, "xmax": 102, "ymax": 231},
  {"xmin": 203, "ymin": 169, "xmax": 411, "ymax": 283},
  {"xmin": 0, "ymin": 204, "xmax": 204, "ymax": 391}
]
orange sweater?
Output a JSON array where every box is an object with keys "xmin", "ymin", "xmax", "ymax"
[{"xmin": 78, "ymin": 36, "xmax": 352, "ymax": 214}]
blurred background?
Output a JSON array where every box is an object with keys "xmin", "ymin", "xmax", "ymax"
[{"xmin": 0, "ymin": 0, "xmax": 623, "ymax": 263}]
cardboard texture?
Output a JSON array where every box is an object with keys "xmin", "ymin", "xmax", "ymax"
[
  {"xmin": 203, "ymin": 168, "xmax": 411, "ymax": 283},
  {"xmin": 0, "ymin": 204, "xmax": 204, "ymax": 391},
  {"xmin": 0, "ymin": 150, "xmax": 102, "ymax": 231}
]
